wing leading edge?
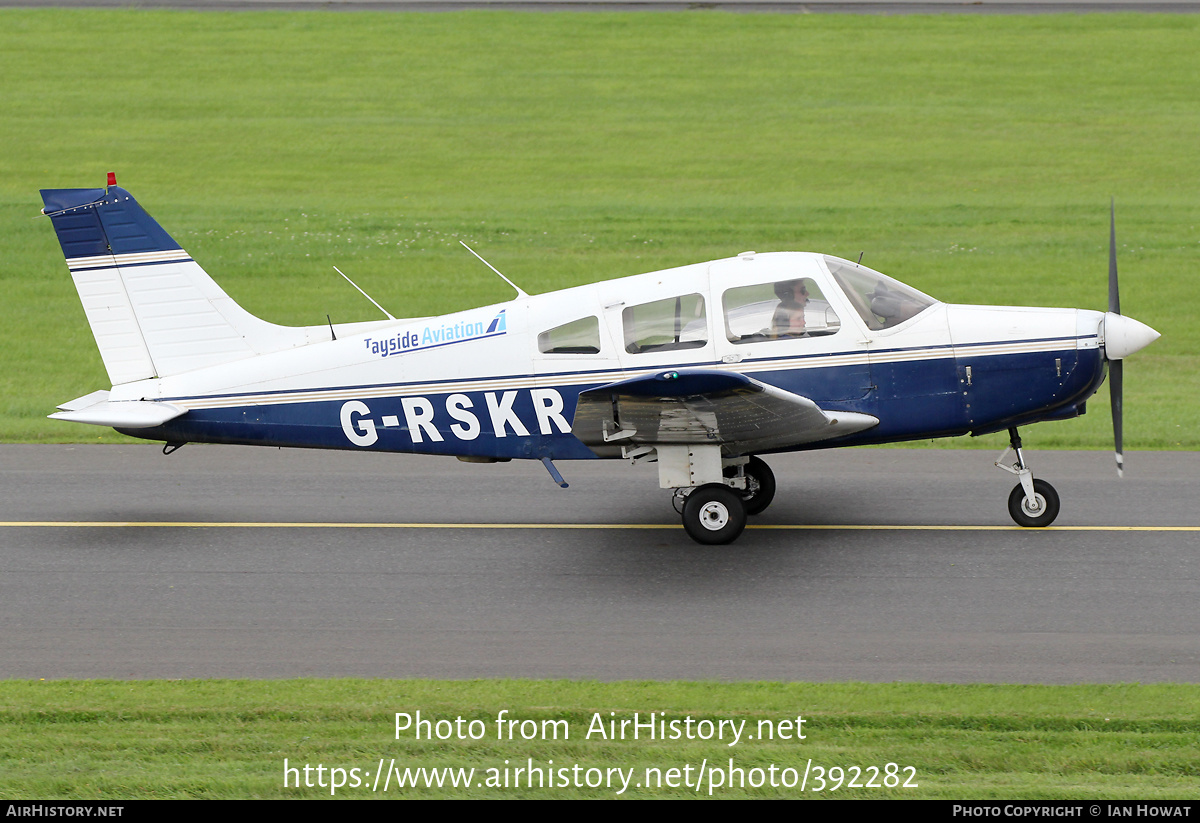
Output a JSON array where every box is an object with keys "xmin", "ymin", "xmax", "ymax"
[{"xmin": 572, "ymin": 369, "xmax": 878, "ymax": 454}]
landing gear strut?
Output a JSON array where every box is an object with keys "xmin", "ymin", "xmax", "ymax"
[{"xmin": 996, "ymin": 428, "xmax": 1060, "ymax": 527}]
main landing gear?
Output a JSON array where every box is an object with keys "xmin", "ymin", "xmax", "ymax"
[
  {"xmin": 662, "ymin": 449, "xmax": 777, "ymax": 545},
  {"xmin": 996, "ymin": 427, "xmax": 1060, "ymax": 527},
  {"xmin": 727, "ymin": 454, "xmax": 777, "ymax": 516}
]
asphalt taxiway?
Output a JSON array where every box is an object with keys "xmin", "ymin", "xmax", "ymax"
[{"xmin": 2, "ymin": 444, "xmax": 1197, "ymax": 682}]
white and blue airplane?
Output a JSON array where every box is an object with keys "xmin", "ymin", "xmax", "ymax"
[{"xmin": 40, "ymin": 176, "xmax": 1160, "ymax": 544}]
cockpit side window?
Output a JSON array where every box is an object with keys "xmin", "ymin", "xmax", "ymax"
[
  {"xmin": 723, "ymin": 278, "xmax": 841, "ymax": 344},
  {"xmin": 622, "ymin": 294, "xmax": 707, "ymax": 354},
  {"xmin": 824, "ymin": 256, "xmax": 935, "ymax": 331},
  {"xmin": 538, "ymin": 315, "xmax": 601, "ymax": 354}
]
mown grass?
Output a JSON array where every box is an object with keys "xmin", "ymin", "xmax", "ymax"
[
  {"xmin": 1, "ymin": 679, "xmax": 1198, "ymax": 799},
  {"xmin": 1, "ymin": 10, "xmax": 1197, "ymax": 449}
]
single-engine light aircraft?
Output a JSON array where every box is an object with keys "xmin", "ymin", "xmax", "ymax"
[{"xmin": 40, "ymin": 177, "xmax": 1160, "ymax": 544}]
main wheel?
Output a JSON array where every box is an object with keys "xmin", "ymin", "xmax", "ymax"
[
  {"xmin": 1007, "ymin": 479, "xmax": 1060, "ymax": 527},
  {"xmin": 681, "ymin": 483, "xmax": 747, "ymax": 545},
  {"xmin": 739, "ymin": 456, "xmax": 776, "ymax": 515},
  {"xmin": 724, "ymin": 455, "xmax": 777, "ymax": 515}
]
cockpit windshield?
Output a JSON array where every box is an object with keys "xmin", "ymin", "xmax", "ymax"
[{"xmin": 823, "ymin": 255, "xmax": 936, "ymax": 331}]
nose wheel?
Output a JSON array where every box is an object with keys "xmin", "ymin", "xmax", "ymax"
[{"xmin": 1007, "ymin": 478, "xmax": 1060, "ymax": 527}]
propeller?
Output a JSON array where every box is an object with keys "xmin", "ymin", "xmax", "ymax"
[
  {"xmin": 1102, "ymin": 200, "xmax": 1160, "ymax": 477},
  {"xmin": 1108, "ymin": 201, "xmax": 1124, "ymax": 476}
]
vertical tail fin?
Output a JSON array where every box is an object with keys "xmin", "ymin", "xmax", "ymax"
[{"xmin": 41, "ymin": 183, "xmax": 309, "ymax": 385}]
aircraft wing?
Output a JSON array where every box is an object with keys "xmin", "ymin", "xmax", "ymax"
[{"xmin": 572, "ymin": 369, "xmax": 878, "ymax": 454}]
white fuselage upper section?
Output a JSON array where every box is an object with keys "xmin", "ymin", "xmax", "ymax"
[{"xmin": 105, "ymin": 253, "xmax": 1107, "ymax": 418}]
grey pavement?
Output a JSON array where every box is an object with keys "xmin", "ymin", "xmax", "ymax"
[{"xmin": 2, "ymin": 445, "xmax": 1197, "ymax": 682}]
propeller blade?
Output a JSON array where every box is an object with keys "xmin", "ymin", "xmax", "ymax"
[
  {"xmin": 1103, "ymin": 202, "xmax": 1161, "ymax": 478},
  {"xmin": 1110, "ymin": 358, "xmax": 1124, "ymax": 478},
  {"xmin": 1108, "ymin": 199, "xmax": 1123, "ymax": 478},
  {"xmin": 1109, "ymin": 199, "xmax": 1120, "ymax": 315}
]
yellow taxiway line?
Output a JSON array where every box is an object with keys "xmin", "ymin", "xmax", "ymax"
[{"xmin": 1, "ymin": 521, "xmax": 1198, "ymax": 531}]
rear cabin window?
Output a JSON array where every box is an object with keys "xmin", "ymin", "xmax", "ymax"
[
  {"xmin": 538, "ymin": 315, "xmax": 601, "ymax": 354},
  {"xmin": 723, "ymin": 278, "xmax": 841, "ymax": 343},
  {"xmin": 622, "ymin": 294, "xmax": 707, "ymax": 354}
]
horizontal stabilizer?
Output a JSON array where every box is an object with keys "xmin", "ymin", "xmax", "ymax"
[{"xmin": 50, "ymin": 390, "xmax": 185, "ymax": 429}]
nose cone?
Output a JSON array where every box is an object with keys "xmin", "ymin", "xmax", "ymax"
[{"xmin": 1102, "ymin": 312, "xmax": 1160, "ymax": 360}]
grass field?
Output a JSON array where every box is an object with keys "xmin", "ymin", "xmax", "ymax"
[
  {"xmin": 2, "ymin": 679, "xmax": 1199, "ymax": 799},
  {"xmin": 1, "ymin": 10, "xmax": 1196, "ymax": 448}
]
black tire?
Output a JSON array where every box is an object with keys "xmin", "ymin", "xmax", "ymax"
[
  {"xmin": 682, "ymin": 484, "xmax": 747, "ymax": 545},
  {"xmin": 741, "ymin": 456, "xmax": 776, "ymax": 515},
  {"xmin": 724, "ymin": 455, "xmax": 777, "ymax": 516},
  {"xmin": 1007, "ymin": 479, "xmax": 1060, "ymax": 527}
]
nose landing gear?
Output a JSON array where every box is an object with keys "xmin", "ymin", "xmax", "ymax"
[{"xmin": 996, "ymin": 427, "xmax": 1060, "ymax": 527}]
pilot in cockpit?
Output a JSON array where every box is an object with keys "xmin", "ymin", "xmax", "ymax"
[{"xmin": 771, "ymin": 279, "xmax": 809, "ymax": 338}]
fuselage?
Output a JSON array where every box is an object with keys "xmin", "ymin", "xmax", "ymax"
[{"xmin": 112, "ymin": 252, "xmax": 1108, "ymax": 459}]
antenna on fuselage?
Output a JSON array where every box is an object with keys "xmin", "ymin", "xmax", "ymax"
[
  {"xmin": 459, "ymin": 241, "xmax": 529, "ymax": 299},
  {"xmin": 333, "ymin": 266, "xmax": 396, "ymax": 320},
  {"xmin": 856, "ymin": 251, "xmax": 864, "ymax": 266}
]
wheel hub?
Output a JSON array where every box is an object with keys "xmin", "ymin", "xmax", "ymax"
[
  {"xmin": 698, "ymin": 501, "xmax": 730, "ymax": 531},
  {"xmin": 1021, "ymin": 494, "xmax": 1045, "ymax": 516}
]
